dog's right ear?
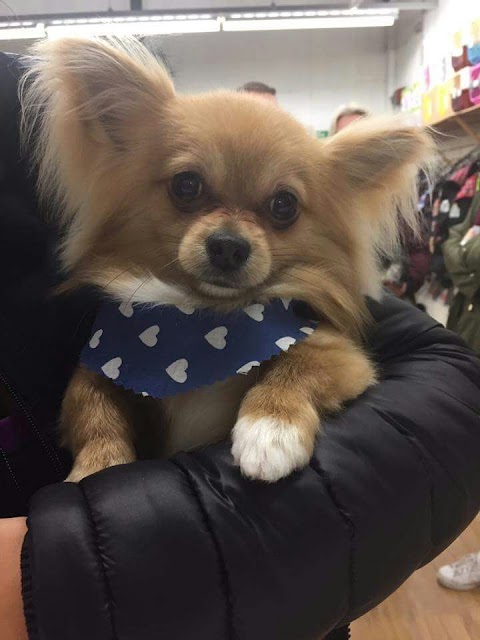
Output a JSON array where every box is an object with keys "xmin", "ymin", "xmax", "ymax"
[{"xmin": 25, "ymin": 37, "xmax": 175, "ymax": 145}]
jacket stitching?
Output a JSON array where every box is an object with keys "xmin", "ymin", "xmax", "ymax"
[
  {"xmin": 0, "ymin": 447, "xmax": 23, "ymax": 494},
  {"xmin": 308, "ymin": 458, "xmax": 356, "ymax": 628},
  {"xmin": 20, "ymin": 532, "xmax": 39, "ymax": 640},
  {"xmin": 0, "ymin": 354, "xmax": 64, "ymax": 477},
  {"xmin": 172, "ymin": 458, "xmax": 237, "ymax": 640},
  {"xmin": 372, "ymin": 389, "xmax": 470, "ymax": 498},
  {"xmin": 79, "ymin": 482, "xmax": 118, "ymax": 640},
  {"xmin": 369, "ymin": 406, "xmax": 434, "ymax": 551}
]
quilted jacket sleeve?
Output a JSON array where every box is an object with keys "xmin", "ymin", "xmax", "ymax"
[
  {"xmin": 463, "ymin": 234, "xmax": 480, "ymax": 276},
  {"xmin": 443, "ymin": 193, "xmax": 480, "ymax": 296},
  {"xmin": 21, "ymin": 296, "xmax": 480, "ymax": 640}
]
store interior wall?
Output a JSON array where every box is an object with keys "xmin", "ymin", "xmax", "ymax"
[
  {"xmin": 0, "ymin": 1, "xmax": 475, "ymax": 136},
  {"xmin": 156, "ymin": 28, "xmax": 389, "ymax": 134},
  {"xmin": 0, "ymin": 8, "xmax": 389, "ymax": 135},
  {"xmin": 393, "ymin": 0, "xmax": 480, "ymax": 164},
  {"xmin": 393, "ymin": 0, "xmax": 480, "ymax": 89}
]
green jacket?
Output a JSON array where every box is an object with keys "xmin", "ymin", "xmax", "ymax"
[{"xmin": 443, "ymin": 192, "xmax": 480, "ymax": 353}]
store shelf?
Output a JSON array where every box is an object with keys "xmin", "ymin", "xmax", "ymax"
[{"xmin": 430, "ymin": 103, "xmax": 480, "ymax": 144}]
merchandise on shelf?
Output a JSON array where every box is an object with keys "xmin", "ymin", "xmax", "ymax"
[
  {"xmin": 470, "ymin": 63, "xmax": 480, "ymax": 106},
  {"xmin": 452, "ymin": 29, "xmax": 471, "ymax": 72},
  {"xmin": 438, "ymin": 79, "xmax": 454, "ymax": 119},
  {"xmin": 451, "ymin": 68, "xmax": 474, "ymax": 112},
  {"xmin": 468, "ymin": 18, "xmax": 480, "ymax": 66}
]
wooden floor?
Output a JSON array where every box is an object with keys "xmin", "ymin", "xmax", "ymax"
[{"xmin": 351, "ymin": 516, "xmax": 480, "ymax": 640}]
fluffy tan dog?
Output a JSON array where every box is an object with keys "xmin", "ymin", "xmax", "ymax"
[{"xmin": 21, "ymin": 38, "xmax": 435, "ymax": 482}]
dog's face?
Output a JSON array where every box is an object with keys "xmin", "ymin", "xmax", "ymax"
[
  {"xmin": 164, "ymin": 96, "xmax": 313, "ymax": 300},
  {"xmin": 25, "ymin": 38, "xmax": 434, "ymax": 334},
  {"xmin": 95, "ymin": 94, "xmax": 334, "ymax": 307}
]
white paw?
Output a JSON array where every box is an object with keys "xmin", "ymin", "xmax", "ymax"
[{"xmin": 231, "ymin": 417, "xmax": 312, "ymax": 482}]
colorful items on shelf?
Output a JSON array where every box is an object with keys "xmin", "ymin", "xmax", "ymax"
[
  {"xmin": 452, "ymin": 30, "xmax": 471, "ymax": 72},
  {"xmin": 421, "ymin": 82, "xmax": 454, "ymax": 125},
  {"xmin": 471, "ymin": 64, "xmax": 480, "ymax": 106},
  {"xmin": 401, "ymin": 82, "xmax": 422, "ymax": 123},
  {"xmin": 422, "ymin": 90, "xmax": 434, "ymax": 125},
  {"xmin": 452, "ymin": 68, "xmax": 474, "ymax": 112},
  {"xmin": 399, "ymin": 15, "xmax": 480, "ymax": 124},
  {"xmin": 439, "ymin": 80, "xmax": 454, "ymax": 119},
  {"xmin": 468, "ymin": 18, "xmax": 480, "ymax": 66}
]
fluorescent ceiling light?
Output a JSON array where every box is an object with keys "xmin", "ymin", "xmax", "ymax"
[
  {"xmin": 223, "ymin": 15, "xmax": 396, "ymax": 32},
  {"xmin": 227, "ymin": 8, "xmax": 397, "ymax": 19},
  {"xmin": 0, "ymin": 23, "xmax": 45, "ymax": 40},
  {"xmin": 0, "ymin": 20, "xmax": 34, "ymax": 27},
  {"xmin": 0, "ymin": 8, "xmax": 398, "ymax": 41},
  {"xmin": 46, "ymin": 19, "xmax": 220, "ymax": 39}
]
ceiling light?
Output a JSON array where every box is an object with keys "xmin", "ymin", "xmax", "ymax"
[
  {"xmin": 223, "ymin": 15, "xmax": 396, "ymax": 32},
  {"xmin": 0, "ymin": 20, "xmax": 34, "ymax": 27},
  {"xmin": 0, "ymin": 23, "xmax": 45, "ymax": 40},
  {"xmin": 46, "ymin": 19, "xmax": 220, "ymax": 39},
  {"xmin": 0, "ymin": 8, "xmax": 399, "ymax": 42}
]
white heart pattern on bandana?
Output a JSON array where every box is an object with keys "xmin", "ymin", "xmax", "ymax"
[
  {"xmin": 236, "ymin": 360, "xmax": 261, "ymax": 375},
  {"xmin": 205, "ymin": 326, "xmax": 228, "ymax": 350},
  {"xmin": 300, "ymin": 326, "xmax": 314, "ymax": 335},
  {"xmin": 176, "ymin": 302, "xmax": 196, "ymax": 315},
  {"xmin": 89, "ymin": 329, "xmax": 103, "ymax": 349},
  {"xmin": 82, "ymin": 298, "xmax": 317, "ymax": 399},
  {"xmin": 166, "ymin": 358, "xmax": 188, "ymax": 383},
  {"xmin": 139, "ymin": 325, "xmax": 160, "ymax": 347},
  {"xmin": 101, "ymin": 357, "xmax": 122, "ymax": 380},
  {"xmin": 119, "ymin": 301, "xmax": 134, "ymax": 318},
  {"xmin": 275, "ymin": 336, "xmax": 296, "ymax": 351},
  {"xmin": 243, "ymin": 304, "xmax": 265, "ymax": 322}
]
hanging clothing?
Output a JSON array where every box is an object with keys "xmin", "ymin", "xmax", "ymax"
[{"xmin": 444, "ymin": 192, "xmax": 480, "ymax": 353}]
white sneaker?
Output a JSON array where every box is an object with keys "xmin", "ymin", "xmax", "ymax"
[{"xmin": 437, "ymin": 552, "xmax": 480, "ymax": 590}]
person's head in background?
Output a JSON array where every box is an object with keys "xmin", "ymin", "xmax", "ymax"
[
  {"xmin": 330, "ymin": 104, "xmax": 370, "ymax": 136},
  {"xmin": 237, "ymin": 81, "xmax": 277, "ymax": 103}
]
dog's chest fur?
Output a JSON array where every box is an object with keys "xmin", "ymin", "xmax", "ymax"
[{"xmin": 136, "ymin": 371, "xmax": 257, "ymax": 457}]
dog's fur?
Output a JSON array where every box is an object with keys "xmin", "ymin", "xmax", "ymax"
[{"xmin": 21, "ymin": 37, "xmax": 435, "ymax": 482}]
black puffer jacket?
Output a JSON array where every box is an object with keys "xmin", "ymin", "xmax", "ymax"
[{"xmin": 1, "ymin": 52, "xmax": 480, "ymax": 640}]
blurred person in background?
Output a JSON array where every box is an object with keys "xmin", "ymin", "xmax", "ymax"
[
  {"xmin": 237, "ymin": 81, "xmax": 277, "ymax": 103},
  {"xmin": 329, "ymin": 103, "xmax": 370, "ymax": 136},
  {"xmin": 443, "ymin": 190, "xmax": 480, "ymax": 354},
  {"xmin": 437, "ymin": 551, "xmax": 480, "ymax": 592}
]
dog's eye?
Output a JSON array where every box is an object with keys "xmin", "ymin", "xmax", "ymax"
[
  {"xmin": 269, "ymin": 191, "xmax": 298, "ymax": 227},
  {"xmin": 171, "ymin": 172, "xmax": 203, "ymax": 201}
]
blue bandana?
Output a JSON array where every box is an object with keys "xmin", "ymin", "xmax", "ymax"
[{"xmin": 81, "ymin": 298, "xmax": 316, "ymax": 399}]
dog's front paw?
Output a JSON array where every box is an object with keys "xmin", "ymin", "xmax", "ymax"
[{"xmin": 231, "ymin": 416, "xmax": 315, "ymax": 482}]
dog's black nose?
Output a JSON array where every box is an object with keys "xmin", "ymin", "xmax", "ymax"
[{"xmin": 206, "ymin": 232, "xmax": 251, "ymax": 272}]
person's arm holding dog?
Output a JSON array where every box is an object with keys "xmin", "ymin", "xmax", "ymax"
[{"xmin": 0, "ymin": 518, "xmax": 28, "ymax": 640}]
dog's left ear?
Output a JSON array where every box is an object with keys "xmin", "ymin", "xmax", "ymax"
[
  {"xmin": 323, "ymin": 117, "xmax": 434, "ymax": 193},
  {"xmin": 321, "ymin": 117, "xmax": 436, "ymax": 247}
]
